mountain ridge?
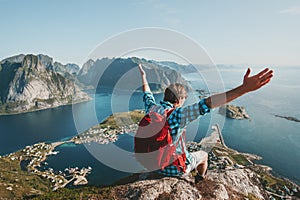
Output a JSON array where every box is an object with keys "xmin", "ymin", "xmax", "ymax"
[
  {"xmin": 0, "ymin": 54, "xmax": 90, "ymax": 115},
  {"xmin": 77, "ymin": 57, "xmax": 191, "ymax": 93},
  {"xmin": 0, "ymin": 54, "xmax": 201, "ymax": 115}
]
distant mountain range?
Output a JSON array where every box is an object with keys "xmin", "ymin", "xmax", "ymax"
[
  {"xmin": 151, "ymin": 60, "xmax": 197, "ymax": 74},
  {"xmin": 77, "ymin": 57, "xmax": 190, "ymax": 92},
  {"xmin": 0, "ymin": 54, "xmax": 193, "ymax": 115}
]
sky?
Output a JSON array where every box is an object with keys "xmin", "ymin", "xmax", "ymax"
[{"xmin": 0, "ymin": 0, "xmax": 300, "ymax": 66}]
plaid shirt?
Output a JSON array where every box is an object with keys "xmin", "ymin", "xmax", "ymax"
[{"xmin": 143, "ymin": 91, "xmax": 210, "ymax": 176}]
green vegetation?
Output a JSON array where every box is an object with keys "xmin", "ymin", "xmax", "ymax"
[
  {"xmin": 31, "ymin": 186, "xmax": 116, "ymax": 200},
  {"xmin": 253, "ymin": 166, "xmax": 286, "ymax": 187},
  {"xmin": 247, "ymin": 193, "xmax": 261, "ymax": 200},
  {"xmin": 0, "ymin": 101, "xmax": 27, "ymax": 113},
  {"xmin": 34, "ymin": 98, "xmax": 55, "ymax": 105},
  {"xmin": 229, "ymin": 153, "xmax": 251, "ymax": 166},
  {"xmin": 260, "ymin": 173, "xmax": 278, "ymax": 186},
  {"xmin": 0, "ymin": 156, "xmax": 51, "ymax": 199},
  {"xmin": 99, "ymin": 110, "xmax": 144, "ymax": 129}
]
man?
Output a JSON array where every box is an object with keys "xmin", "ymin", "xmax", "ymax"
[{"xmin": 138, "ymin": 63, "xmax": 273, "ymax": 181}]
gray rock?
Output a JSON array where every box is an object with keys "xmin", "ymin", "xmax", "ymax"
[
  {"xmin": 208, "ymin": 169, "xmax": 265, "ymax": 199},
  {"xmin": 213, "ymin": 183, "xmax": 229, "ymax": 200},
  {"xmin": 0, "ymin": 54, "xmax": 90, "ymax": 114},
  {"xmin": 110, "ymin": 167, "xmax": 270, "ymax": 200},
  {"xmin": 219, "ymin": 104, "xmax": 249, "ymax": 119},
  {"xmin": 116, "ymin": 176, "xmax": 201, "ymax": 200}
]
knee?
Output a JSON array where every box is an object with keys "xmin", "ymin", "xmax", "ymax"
[
  {"xmin": 199, "ymin": 152, "xmax": 208, "ymax": 164},
  {"xmin": 203, "ymin": 152, "xmax": 208, "ymax": 161}
]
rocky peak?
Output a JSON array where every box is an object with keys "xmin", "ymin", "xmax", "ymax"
[
  {"xmin": 37, "ymin": 54, "xmax": 54, "ymax": 68},
  {"xmin": 79, "ymin": 59, "xmax": 96, "ymax": 76},
  {"xmin": 0, "ymin": 54, "xmax": 90, "ymax": 115},
  {"xmin": 109, "ymin": 169, "xmax": 268, "ymax": 200},
  {"xmin": 1, "ymin": 54, "xmax": 25, "ymax": 64},
  {"xmin": 64, "ymin": 63, "xmax": 80, "ymax": 75},
  {"xmin": 21, "ymin": 54, "xmax": 44, "ymax": 72}
]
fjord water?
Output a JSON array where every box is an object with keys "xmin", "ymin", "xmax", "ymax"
[{"xmin": 0, "ymin": 66, "xmax": 299, "ymax": 185}]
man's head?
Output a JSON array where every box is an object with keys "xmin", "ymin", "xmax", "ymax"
[{"xmin": 163, "ymin": 83, "xmax": 188, "ymax": 108}]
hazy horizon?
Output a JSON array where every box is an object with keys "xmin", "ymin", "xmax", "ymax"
[{"xmin": 1, "ymin": 53, "xmax": 299, "ymax": 68}]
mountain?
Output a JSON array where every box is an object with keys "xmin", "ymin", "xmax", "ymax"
[
  {"xmin": 0, "ymin": 54, "xmax": 90, "ymax": 115},
  {"xmin": 37, "ymin": 54, "xmax": 80, "ymax": 79},
  {"xmin": 2, "ymin": 54, "xmax": 80, "ymax": 79},
  {"xmin": 153, "ymin": 60, "xmax": 198, "ymax": 74},
  {"xmin": 77, "ymin": 57, "xmax": 190, "ymax": 93}
]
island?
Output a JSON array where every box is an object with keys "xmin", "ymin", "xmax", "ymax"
[
  {"xmin": 0, "ymin": 111, "xmax": 299, "ymax": 200},
  {"xmin": 275, "ymin": 114, "xmax": 300, "ymax": 123},
  {"xmin": 219, "ymin": 104, "xmax": 250, "ymax": 120}
]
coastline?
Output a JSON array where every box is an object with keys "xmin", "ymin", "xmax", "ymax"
[
  {"xmin": 0, "ymin": 96, "xmax": 92, "ymax": 116},
  {"xmin": 0, "ymin": 110, "xmax": 299, "ymax": 199}
]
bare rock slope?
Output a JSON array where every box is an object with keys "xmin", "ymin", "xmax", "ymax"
[{"xmin": 0, "ymin": 54, "xmax": 90, "ymax": 114}]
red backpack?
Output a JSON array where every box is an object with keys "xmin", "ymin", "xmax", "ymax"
[{"xmin": 134, "ymin": 106, "xmax": 186, "ymax": 172}]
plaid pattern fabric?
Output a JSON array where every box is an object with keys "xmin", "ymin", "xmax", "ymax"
[{"xmin": 142, "ymin": 91, "xmax": 210, "ymax": 176}]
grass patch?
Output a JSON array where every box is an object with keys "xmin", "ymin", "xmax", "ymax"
[
  {"xmin": 0, "ymin": 156, "xmax": 51, "ymax": 199},
  {"xmin": 34, "ymin": 98, "xmax": 56, "ymax": 105},
  {"xmin": 247, "ymin": 193, "xmax": 260, "ymax": 200},
  {"xmin": 229, "ymin": 154, "xmax": 251, "ymax": 166},
  {"xmin": 31, "ymin": 186, "xmax": 116, "ymax": 200},
  {"xmin": 99, "ymin": 110, "xmax": 144, "ymax": 129}
]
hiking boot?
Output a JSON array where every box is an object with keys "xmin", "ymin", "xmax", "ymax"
[{"xmin": 195, "ymin": 174, "xmax": 206, "ymax": 184}]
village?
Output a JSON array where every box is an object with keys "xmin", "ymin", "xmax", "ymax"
[
  {"xmin": 5, "ymin": 141, "xmax": 92, "ymax": 191},
  {"xmin": 2, "ymin": 122, "xmax": 299, "ymax": 199},
  {"xmin": 72, "ymin": 123, "xmax": 138, "ymax": 144},
  {"xmin": 2, "ymin": 122, "xmax": 138, "ymax": 191}
]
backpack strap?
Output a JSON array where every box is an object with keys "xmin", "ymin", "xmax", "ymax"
[
  {"xmin": 174, "ymin": 130, "xmax": 187, "ymax": 172},
  {"xmin": 165, "ymin": 107, "xmax": 175, "ymax": 119}
]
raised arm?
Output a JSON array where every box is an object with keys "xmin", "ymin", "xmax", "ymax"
[
  {"xmin": 138, "ymin": 64, "xmax": 151, "ymax": 93},
  {"xmin": 205, "ymin": 68, "xmax": 273, "ymax": 108}
]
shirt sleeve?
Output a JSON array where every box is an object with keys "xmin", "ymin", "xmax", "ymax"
[
  {"xmin": 143, "ymin": 91, "xmax": 156, "ymax": 114},
  {"xmin": 168, "ymin": 98, "xmax": 210, "ymax": 130}
]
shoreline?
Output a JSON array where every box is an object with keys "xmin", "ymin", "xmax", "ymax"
[
  {"xmin": 0, "ymin": 96, "xmax": 92, "ymax": 116},
  {"xmin": 1, "ymin": 111, "xmax": 299, "ymax": 187},
  {"xmin": 1, "ymin": 111, "xmax": 299, "ymax": 199}
]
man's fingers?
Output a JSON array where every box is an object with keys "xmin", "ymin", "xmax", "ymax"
[
  {"xmin": 260, "ymin": 70, "xmax": 273, "ymax": 78},
  {"xmin": 256, "ymin": 68, "xmax": 270, "ymax": 78},
  {"xmin": 259, "ymin": 70, "xmax": 273, "ymax": 82},
  {"xmin": 244, "ymin": 68, "xmax": 251, "ymax": 78},
  {"xmin": 260, "ymin": 78, "xmax": 271, "ymax": 87}
]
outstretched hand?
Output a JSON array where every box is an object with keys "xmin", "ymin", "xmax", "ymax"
[
  {"xmin": 205, "ymin": 67, "xmax": 274, "ymax": 108},
  {"xmin": 242, "ymin": 68, "xmax": 273, "ymax": 92},
  {"xmin": 138, "ymin": 64, "xmax": 146, "ymax": 77}
]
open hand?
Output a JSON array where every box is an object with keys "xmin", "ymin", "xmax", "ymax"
[
  {"xmin": 138, "ymin": 64, "xmax": 146, "ymax": 77},
  {"xmin": 242, "ymin": 68, "xmax": 273, "ymax": 92}
]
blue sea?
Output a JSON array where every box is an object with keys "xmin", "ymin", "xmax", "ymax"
[{"xmin": 0, "ymin": 66, "xmax": 299, "ymax": 185}]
